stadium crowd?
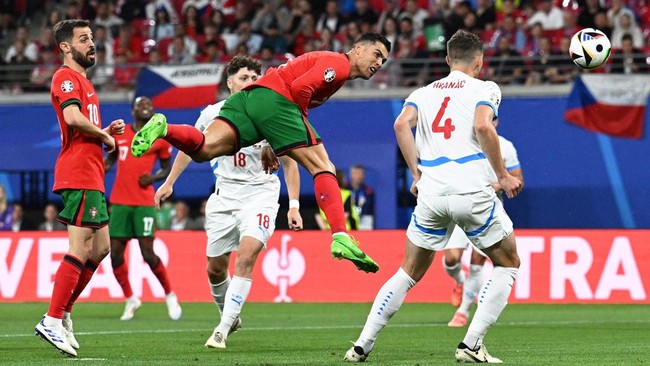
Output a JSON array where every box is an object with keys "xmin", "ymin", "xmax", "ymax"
[{"xmin": 0, "ymin": 0, "xmax": 649, "ymax": 94}]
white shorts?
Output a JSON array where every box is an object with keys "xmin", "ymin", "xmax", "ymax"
[
  {"xmin": 406, "ymin": 188, "xmax": 513, "ymax": 252},
  {"xmin": 446, "ymin": 225, "xmax": 471, "ymax": 249},
  {"xmin": 205, "ymin": 181, "xmax": 280, "ymax": 258}
]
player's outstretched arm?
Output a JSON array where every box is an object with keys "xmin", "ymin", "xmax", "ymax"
[
  {"xmin": 154, "ymin": 151, "xmax": 192, "ymax": 209},
  {"xmin": 62, "ymin": 105, "xmax": 118, "ymax": 152},
  {"xmin": 394, "ymin": 105, "xmax": 420, "ymax": 197},
  {"xmin": 280, "ymin": 155, "xmax": 303, "ymax": 231}
]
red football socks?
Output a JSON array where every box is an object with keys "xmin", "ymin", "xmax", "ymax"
[
  {"xmin": 151, "ymin": 258, "xmax": 172, "ymax": 295},
  {"xmin": 314, "ymin": 171, "xmax": 347, "ymax": 234},
  {"xmin": 65, "ymin": 259, "xmax": 99, "ymax": 312},
  {"xmin": 165, "ymin": 124, "xmax": 205, "ymax": 155},
  {"xmin": 47, "ymin": 255, "xmax": 83, "ymax": 319},
  {"xmin": 112, "ymin": 262, "xmax": 133, "ymax": 298}
]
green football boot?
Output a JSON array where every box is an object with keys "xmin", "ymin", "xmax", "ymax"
[
  {"xmin": 131, "ymin": 113, "xmax": 168, "ymax": 157},
  {"xmin": 330, "ymin": 233, "xmax": 379, "ymax": 273}
]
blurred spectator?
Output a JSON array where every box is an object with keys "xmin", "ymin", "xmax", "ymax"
[
  {"xmin": 149, "ymin": 7, "xmax": 175, "ymax": 41},
  {"xmin": 316, "ymin": 0, "xmax": 344, "ymax": 33},
  {"xmin": 170, "ymin": 201, "xmax": 202, "ymax": 230},
  {"xmin": 168, "ymin": 23, "xmax": 198, "ymax": 57},
  {"xmin": 292, "ymin": 15, "xmax": 320, "ymax": 55},
  {"xmin": 593, "ymin": 11, "xmax": 612, "ymax": 38},
  {"xmin": 4, "ymin": 40, "xmax": 34, "ymax": 94},
  {"xmin": 487, "ymin": 36, "xmax": 525, "ymax": 85},
  {"xmin": 391, "ymin": 35, "xmax": 427, "ymax": 87},
  {"xmin": 285, "ymin": 0, "xmax": 312, "ymax": 35},
  {"xmin": 260, "ymin": 22, "xmax": 288, "ymax": 54},
  {"xmin": 145, "ymin": 0, "xmax": 178, "ymax": 23},
  {"xmin": 526, "ymin": 0, "xmax": 563, "ymax": 30},
  {"xmin": 29, "ymin": 45, "xmax": 59, "ymax": 92},
  {"xmin": 0, "ymin": 184, "xmax": 13, "ymax": 231},
  {"xmin": 45, "ymin": 8, "xmax": 63, "ymax": 28},
  {"xmin": 118, "ymin": 0, "xmax": 147, "ymax": 22},
  {"xmin": 167, "ymin": 35, "xmax": 196, "ymax": 64},
  {"xmin": 38, "ymin": 203, "xmax": 66, "ymax": 231},
  {"xmin": 235, "ymin": 21, "xmax": 263, "ymax": 54},
  {"xmin": 399, "ymin": 0, "xmax": 429, "ymax": 37},
  {"xmin": 489, "ymin": 15, "xmax": 526, "ymax": 53},
  {"xmin": 607, "ymin": 0, "xmax": 636, "ymax": 30},
  {"xmin": 210, "ymin": 9, "xmax": 229, "ymax": 34},
  {"xmin": 147, "ymin": 47, "xmax": 164, "ymax": 65},
  {"xmin": 35, "ymin": 26, "xmax": 57, "ymax": 53},
  {"xmin": 94, "ymin": 0, "xmax": 124, "ymax": 37},
  {"xmin": 252, "ymin": 0, "xmax": 290, "ymax": 34},
  {"xmin": 462, "ymin": 11, "xmax": 479, "ymax": 33},
  {"xmin": 113, "ymin": 50, "xmax": 139, "ymax": 89},
  {"xmin": 545, "ymin": 36, "xmax": 579, "ymax": 84},
  {"xmin": 93, "ymin": 25, "xmax": 115, "ymax": 65},
  {"xmin": 229, "ymin": 1, "xmax": 255, "ymax": 32},
  {"xmin": 444, "ymin": 1, "xmax": 473, "ymax": 40},
  {"xmin": 315, "ymin": 26, "xmax": 342, "ymax": 52},
  {"xmin": 315, "ymin": 169, "xmax": 359, "ymax": 231},
  {"xmin": 347, "ymin": 164, "xmax": 375, "ymax": 230},
  {"xmin": 114, "ymin": 23, "xmax": 145, "ymax": 62},
  {"xmin": 201, "ymin": 23, "xmax": 226, "ymax": 53},
  {"xmin": 610, "ymin": 34, "xmax": 648, "ymax": 74},
  {"xmin": 610, "ymin": 13, "xmax": 644, "ymax": 49},
  {"xmin": 64, "ymin": 1, "xmax": 83, "ymax": 20},
  {"xmin": 495, "ymin": 0, "xmax": 523, "ymax": 24},
  {"xmin": 348, "ymin": 0, "xmax": 378, "ymax": 28},
  {"xmin": 4, "ymin": 26, "xmax": 38, "ymax": 63},
  {"xmin": 524, "ymin": 22, "xmax": 544, "ymax": 56},
  {"xmin": 88, "ymin": 44, "xmax": 114, "ymax": 90},
  {"xmin": 12, "ymin": 203, "xmax": 34, "ymax": 231},
  {"xmin": 380, "ymin": 16, "xmax": 398, "ymax": 52},
  {"xmin": 198, "ymin": 40, "xmax": 222, "ymax": 62},
  {"xmin": 397, "ymin": 16, "xmax": 415, "ymax": 41},
  {"xmin": 577, "ymin": 0, "xmax": 603, "ymax": 29},
  {"xmin": 525, "ymin": 37, "xmax": 557, "ymax": 85},
  {"xmin": 475, "ymin": 0, "xmax": 497, "ymax": 32},
  {"xmin": 376, "ymin": 0, "xmax": 400, "ymax": 35},
  {"xmin": 183, "ymin": 5, "xmax": 204, "ymax": 37},
  {"xmin": 560, "ymin": 9, "xmax": 580, "ymax": 41}
]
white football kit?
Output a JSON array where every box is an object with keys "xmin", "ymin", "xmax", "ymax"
[
  {"xmin": 446, "ymin": 135, "xmax": 520, "ymax": 250},
  {"xmin": 404, "ymin": 71, "xmax": 514, "ymax": 251},
  {"xmin": 196, "ymin": 102, "xmax": 280, "ymax": 257}
]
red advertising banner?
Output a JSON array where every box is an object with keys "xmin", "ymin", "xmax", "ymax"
[{"xmin": 1, "ymin": 230, "xmax": 648, "ymax": 303}]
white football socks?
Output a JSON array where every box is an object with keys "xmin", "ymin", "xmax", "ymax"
[
  {"xmin": 457, "ymin": 264, "xmax": 484, "ymax": 315},
  {"xmin": 444, "ymin": 260, "xmax": 465, "ymax": 285},
  {"xmin": 216, "ymin": 276, "xmax": 251, "ymax": 337},
  {"xmin": 355, "ymin": 267, "xmax": 416, "ymax": 353},
  {"xmin": 462, "ymin": 266, "xmax": 518, "ymax": 349},
  {"xmin": 210, "ymin": 276, "xmax": 231, "ymax": 315}
]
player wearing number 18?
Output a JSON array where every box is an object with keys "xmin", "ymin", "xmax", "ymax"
[
  {"xmin": 104, "ymin": 96, "xmax": 182, "ymax": 322},
  {"xmin": 344, "ymin": 30, "xmax": 522, "ymax": 363}
]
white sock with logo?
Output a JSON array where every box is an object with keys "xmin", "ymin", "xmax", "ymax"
[
  {"xmin": 462, "ymin": 267, "xmax": 518, "ymax": 349},
  {"xmin": 216, "ymin": 276, "xmax": 251, "ymax": 337},
  {"xmin": 355, "ymin": 267, "xmax": 416, "ymax": 354},
  {"xmin": 210, "ymin": 276, "xmax": 231, "ymax": 315}
]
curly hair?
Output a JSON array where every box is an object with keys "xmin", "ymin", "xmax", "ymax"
[{"xmin": 226, "ymin": 56, "xmax": 262, "ymax": 77}]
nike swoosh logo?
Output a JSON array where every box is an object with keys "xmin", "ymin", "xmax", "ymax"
[{"xmin": 87, "ymin": 92, "xmax": 95, "ymax": 97}]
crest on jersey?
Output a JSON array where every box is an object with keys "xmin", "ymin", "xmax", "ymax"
[
  {"xmin": 61, "ymin": 80, "xmax": 74, "ymax": 93},
  {"xmin": 324, "ymin": 68, "xmax": 336, "ymax": 82},
  {"xmin": 89, "ymin": 207, "xmax": 98, "ymax": 219},
  {"xmin": 490, "ymin": 92, "xmax": 501, "ymax": 107}
]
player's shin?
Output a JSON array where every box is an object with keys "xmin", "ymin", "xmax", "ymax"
[
  {"xmin": 313, "ymin": 172, "xmax": 347, "ymax": 234},
  {"xmin": 164, "ymin": 125, "xmax": 206, "ymax": 157},
  {"xmin": 65, "ymin": 259, "xmax": 99, "ymax": 312},
  {"xmin": 216, "ymin": 276, "xmax": 251, "ymax": 336}
]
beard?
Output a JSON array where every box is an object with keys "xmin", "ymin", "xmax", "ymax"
[{"xmin": 71, "ymin": 47, "xmax": 95, "ymax": 69}]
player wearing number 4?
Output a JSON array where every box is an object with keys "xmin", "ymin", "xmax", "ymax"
[
  {"xmin": 104, "ymin": 96, "xmax": 182, "ymax": 322},
  {"xmin": 35, "ymin": 19, "xmax": 126, "ymax": 358},
  {"xmin": 343, "ymin": 30, "xmax": 522, "ymax": 364},
  {"xmin": 133, "ymin": 33, "xmax": 392, "ymax": 274},
  {"xmin": 154, "ymin": 56, "xmax": 303, "ymax": 349}
]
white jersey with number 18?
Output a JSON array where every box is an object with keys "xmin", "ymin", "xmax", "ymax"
[
  {"xmin": 404, "ymin": 70, "xmax": 502, "ymax": 196},
  {"xmin": 195, "ymin": 102, "xmax": 278, "ymax": 188}
]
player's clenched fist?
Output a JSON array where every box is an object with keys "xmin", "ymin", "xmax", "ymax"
[{"xmin": 107, "ymin": 119, "xmax": 125, "ymax": 135}]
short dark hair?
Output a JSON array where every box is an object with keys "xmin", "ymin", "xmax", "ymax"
[
  {"xmin": 53, "ymin": 19, "xmax": 90, "ymax": 49},
  {"xmin": 447, "ymin": 29, "xmax": 483, "ymax": 64},
  {"xmin": 227, "ymin": 55, "xmax": 262, "ymax": 77},
  {"xmin": 621, "ymin": 33, "xmax": 633, "ymax": 42},
  {"xmin": 354, "ymin": 33, "xmax": 392, "ymax": 54}
]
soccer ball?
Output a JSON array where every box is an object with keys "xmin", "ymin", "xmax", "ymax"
[{"xmin": 569, "ymin": 28, "xmax": 611, "ymax": 69}]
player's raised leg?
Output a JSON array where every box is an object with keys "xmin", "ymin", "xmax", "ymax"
[
  {"xmin": 131, "ymin": 113, "xmax": 237, "ymax": 162},
  {"xmin": 287, "ymin": 145, "xmax": 379, "ymax": 273}
]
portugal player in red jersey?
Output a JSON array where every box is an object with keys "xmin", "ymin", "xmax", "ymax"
[
  {"xmin": 132, "ymin": 33, "xmax": 391, "ymax": 274},
  {"xmin": 35, "ymin": 19, "xmax": 125, "ymax": 358},
  {"xmin": 104, "ymin": 96, "xmax": 181, "ymax": 321}
]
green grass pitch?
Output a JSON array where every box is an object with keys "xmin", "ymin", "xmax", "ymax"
[{"xmin": 1, "ymin": 302, "xmax": 648, "ymax": 365}]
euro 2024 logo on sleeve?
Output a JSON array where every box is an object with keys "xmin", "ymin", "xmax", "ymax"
[
  {"xmin": 61, "ymin": 80, "xmax": 74, "ymax": 92},
  {"xmin": 262, "ymin": 234, "xmax": 305, "ymax": 302}
]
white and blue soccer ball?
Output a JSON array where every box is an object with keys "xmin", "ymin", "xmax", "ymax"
[{"xmin": 569, "ymin": 28, "xmax": 611, "ymax": 69}]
